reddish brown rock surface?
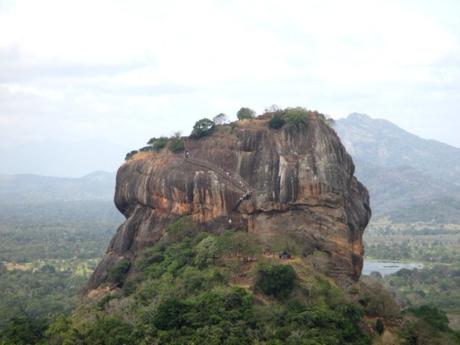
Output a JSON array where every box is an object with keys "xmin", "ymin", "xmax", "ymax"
[{"xmin": 87, "ymin": 114, "xmax": 371, "ymax": 290}]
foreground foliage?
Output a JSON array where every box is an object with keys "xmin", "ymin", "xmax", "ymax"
[
  {"xmin": 4, "ymin": 216, "xmax": 458, "ymax": 344},
  {"xmin": 41, "ymin": 219, "xmax": 373, "ymax": 345}
]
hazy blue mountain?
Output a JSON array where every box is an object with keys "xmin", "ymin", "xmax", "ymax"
[
  {"xmin": 0, "ymin": 171, "xmax": 116, "ymax": 204},
  {"xmin": 354, "ymin": 160, "xmax": 460, "ymax": 221},
  {"xmin": 336, "ymin": 114, "xmax": 460, "ymax": 221},
  {"xmin": 0, "ymin": 139, "xmax": 129, "ymax": 177},
  {"xmin": 336, "ymin": 113, "xmax": 460, "ymax": 186}
]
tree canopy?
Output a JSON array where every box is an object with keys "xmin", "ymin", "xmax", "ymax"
[
  {"xmin": 190, "ymin": 118, "xmax": 216, "ymax": 139},
  {"xmin": 213, "ymin": 113, "xmax": 228, "ymax": 125},
  {"xmin": 169, "ymin": 132, "xmax": 185, "ymax": 153},
  {"xmin": 236, "ymin": 107, "xmax": 255, "ymax": 120},
  {"xmin": 147, "ymin": 137, "xmax": 169, "ymax": 151}
]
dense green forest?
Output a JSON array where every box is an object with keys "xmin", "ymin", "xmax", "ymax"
[
  {"xmin": 41, "ymin": 219, "xmax": 373, "ymax": 344},
  {"xmin": 383, "ymin": 265, "xmax": 460, "ymax": 312},
  {"xmin": 0, "ymin": 201, "xmax": 121, "ymax": 344},
  {"xmin": 0, "ymin": 201, "xmax": 120, "ymax": 262},
  {"xmin": 2, "ymin": 215, "xmax": 459, "ymax": 344}
]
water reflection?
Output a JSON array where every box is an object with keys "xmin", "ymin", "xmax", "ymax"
[{"xmin": 363, "ymin": 259, "xmax": 424, "ymax": 277}]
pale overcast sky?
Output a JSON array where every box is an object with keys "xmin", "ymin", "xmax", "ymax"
[{"xmin": 1, "ymin": 0, "xmax": 460, "ymax": 175}]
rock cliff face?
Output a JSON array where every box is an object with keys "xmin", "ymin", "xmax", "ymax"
[{"xmin": 88, "ymin": 114, "xmax": 371, "ymax": 290}]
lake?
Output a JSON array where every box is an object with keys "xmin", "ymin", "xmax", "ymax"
[{"xmin": 363, "ymin": 259, "xmax": 424, "ymax": 277}]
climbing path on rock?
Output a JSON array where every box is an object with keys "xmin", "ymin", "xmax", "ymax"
[{"xmin": 183, "ymin": 155, "xmax": 257, "ymax": 210}]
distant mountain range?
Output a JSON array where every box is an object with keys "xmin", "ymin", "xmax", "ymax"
[
  {"xmin": 0, "ymin": 171, "xmax": 116, "ymax": 204},
  {"xmin": 336, "ymin": 113, "xmax": 460, "ymax": 223},
  {"xmin": 0, "ymin": 139, "xmax": 129, "ymax": 177},
  {"xmin": 2, "ymin": 114, "xmax": 459, "ymax": 224}
]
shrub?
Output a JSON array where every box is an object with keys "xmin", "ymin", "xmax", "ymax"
[
  {"xmin": 268, "ymin": 114, "xmax": 286, "ymax": 129},
  {"xmin": 311, "ymin": 111, "xmax": 335, "ymax": 128},
  {"xmin": 357, "ymin": 278, "xmax": 400, "ymax": 318},
  {"xmin": 190, "ymin": 118, "xmax": 216, "ymax": 139},
  {"xmin": 108, "ymin": 259, "xmax": 131, "ymax": 286},
  {"xmin": 152, "ymin": 297, "xmax": 189, "ymax": 330},
  {"xmin": 264, "ymin": 104, "xmax": 281, "ymax": 113},
  {"xmin": 217, "ymin": 230, "xmax": 261, "ymax": 257},
  {"xmin": 169, "ymin": 132, "xmax": 185, "ymax": 153},
  {"xmin": 213, "ymin": 113, "xmax": 228, "ymax": 125},
  {"xmin": 255, "ymin": 264, "xmax": 296, "ymax": 299},
  {"xmin": 124, "ymin": 150, "xmax": 138, "ymax": 161},
  {"xmin": 375, "ymin": 319, "xmax": 384, "ymax": 335},
  {"xmin": 96, "ymin": 294, "xmax": 116, "ymax": 310},
  {"xmin": 0, "ymin": 316, "xmax": 47, "ymax": 345},
  {"xmin": 165, "ymin": 216, "xmax": 199, "ymax": 242},
  {"xmin": 237, "ymin": 107, "xmax": 256, "ymax": 120},
  {"xmin": 40, "ymin": 264, "xmax": 56, "ymax": 273},
  {"xmin": 284, "ymin": 107, "xmax": 309, "ymax": 126},
  {"xmin": 270, "ymin": 234, "xmax": 303, "ymax": 256},
  {"xmin": 139, "ymin": 145, "xmax": 153, "ymax": 152},
  {"xmin": 84, "ymin": 316, "xmax": 137, "ymax": 344},
  {"xmin": 148, "ymin": 137, "xmax": 169, "ymax": 151},
  {"xmin": 49, "ymin": 316, "xmax": 138, "ymax": 345},
  {"xmin": 406, "ymin": 305, "xmax": 450, "ymax": 332},
  {"xmin": 177, "ymin": 267, "xmax": 226, "ymax": 294},
  {"xmin": 194, "ymin": 236, "xmax": 218, "ymax": 267}
]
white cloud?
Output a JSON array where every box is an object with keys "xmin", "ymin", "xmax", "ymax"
[{"xmin": 1, "ymin": 0, "xmax": 460, "ymax": 174}]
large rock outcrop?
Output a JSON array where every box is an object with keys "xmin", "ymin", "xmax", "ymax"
[{"xmin": 87, "ymin": 114, "xmax": 371, "ymax": 290}]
